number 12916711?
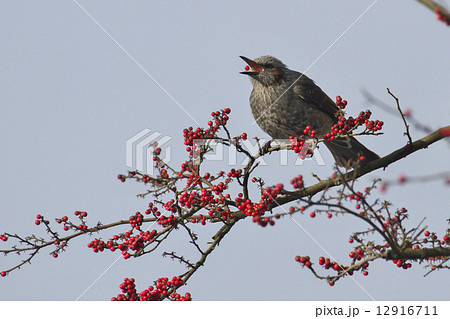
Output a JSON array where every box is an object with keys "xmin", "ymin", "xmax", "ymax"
[{"xmin": 377, "ymin": 305, "xmax": 438, "ymax": 316}]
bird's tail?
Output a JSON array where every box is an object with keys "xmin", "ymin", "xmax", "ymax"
[{"xmin": 324, "ymin": 136, "xmax": 379, "ymax": 168}]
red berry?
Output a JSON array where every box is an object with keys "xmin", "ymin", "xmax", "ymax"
[
  {"xmin": 0, "ymin": 271, "xmax": 6, "ymax": 277},
  {"xmin": 309, "ymin": 212, "xmax": 316, "ymax": 218},
  {"xmin": 398, "ymin": 174, "xmax": 407, "ymax": 183},
  {"xmin": 440, "ymin": 127, "xmax": 450, "ymax": 137},
  {"xmin": 244, "ymin": 65, "xmax": 250, "ymax": 71}
]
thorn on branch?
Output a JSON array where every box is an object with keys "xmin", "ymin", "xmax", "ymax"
[{"xmin": 162, "ymin": 251, "xmax": 195, "ymax": 269}]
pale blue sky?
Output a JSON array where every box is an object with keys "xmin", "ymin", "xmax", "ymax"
[{"xmin": 1, "ymin": 1, "xmax": 449, "ymax": 300}]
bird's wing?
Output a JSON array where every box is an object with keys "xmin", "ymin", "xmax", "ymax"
[{"xmin": 292, "ymin": 74, "xmax": 340, "ymax": 122}]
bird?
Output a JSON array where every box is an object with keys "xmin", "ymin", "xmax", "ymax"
[{"xmin": 239, "ymin": 55, "xmax": 380, "ymax": 167}]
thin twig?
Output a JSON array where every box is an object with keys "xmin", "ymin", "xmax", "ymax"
[{"xmin": 387, "ymin": 88, "xmax": 413, "ymax": 145}]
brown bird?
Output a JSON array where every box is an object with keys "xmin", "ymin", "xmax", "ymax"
[{"xmin": 240, "ymin": 55, "xmax": 379, "ymax": 167}]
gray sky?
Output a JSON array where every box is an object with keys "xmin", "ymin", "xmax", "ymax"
[{"xmin": 1, "ymin": 1, "xmax": 449, "ymax": 300}]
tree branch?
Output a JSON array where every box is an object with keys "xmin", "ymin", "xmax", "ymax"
[
  {"xmin": 385, "ymin": 247, "xmax": 450, "ymax": 260},
  {"xmin": 415, "ymin": 0, "xmax": 450, "ymax": 24},
  {"xmin": 268, "ymin": 126, "xmax": 449, "ymax": 209}
]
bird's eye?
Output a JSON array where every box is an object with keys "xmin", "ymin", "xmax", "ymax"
[{"xmin": 266, "ymin": 64, "xmax": 273, "ymax": 69}]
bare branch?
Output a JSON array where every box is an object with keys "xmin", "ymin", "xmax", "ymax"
[{"xmin": 387, "ymin": 88, "xmax": 413, "ymax": 145}]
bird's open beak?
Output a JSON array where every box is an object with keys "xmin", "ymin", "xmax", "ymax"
[{"xmin": 240, "ymin": 56, "xmax": 263, "ymax": 75}]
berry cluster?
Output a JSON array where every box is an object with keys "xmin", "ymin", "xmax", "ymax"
[
  {"xmin": 442, "ymin": 231, "xmax": 450, "ymax": 245},
  {"xmin": 207, "ymin": 205, "xmax": 233, "ymax": 220},
  {"xmin": 290, "ymin": 174, "xmax": 304, "ymax": 189},
  {"xmin": 116, "ymin": 109, "xmax": 256, "ymax": 233},
  {"xmin": 179, "ymin": 190, "xmax": 209, "ymax": 209},
  {"xmin": 146, "ymin": 202, "xmax": 177, "ymax": 228},
  {"xmin": 335, "ymin": 96, "xmax": 348, "ymax": 109},
  {"xmin": 287, "ymin": 98, "xmax": 384, "ymax": 160},
  {"xmin": 323, "ymin": 110, "xmax": 383, "ymax": 142},
  {"xmin": 289, "ymin": 136, "xmax": 313, "ymax": 160},
  {"xmin": 288, "ymin": 125, "xmax": 318, "ymax": 159},
  {"xmin": 117, "ymin": 171, "xmax": 153, "ymax": 184},
  {"xmin": 317, "ymin": 255, "xmax": 370, "ymax": 278},
  {"xmin": 72, "ymin": 211, "xmax": 88, "ymax": 231},
  {"xmin": 112, "ymin": 276, "xmax": 191, "ymax": 301},
  {"xmin": 88, "ymin": 228, "xmax": 158, "ymax": 258},
  {"xmin": 157, "ymin": 214, "xmax": 177, "ymax": 227},
  {"xmin": 183, "ymin": 108, "xmax": 231, "ymax": 151},
  {"xmin": 56, "ymin": 215, "xmax": 68, "ymax": 228},
  {"xmin": 190, "ymin": 214, "xmax": 207, "ymax": 225},
  {"xmin": 391, "ymin": 258, "xmax": 412, "ymax": 269},
  {"xmin": 129, "ymin": 212, "xmax": 143, "ymax": 230},
  {"xmin": 39, "ymin": 212, "xmax": 89, "ymax": 232},
  {"xmin": 35, "ymin": 214, "xmax": 49, "ymax": 226},
  {"xmin": 435, "ymin": 8, "xmax": 450, "ymax": 25},
  {"xmin": 234, "ymin": 184, "xmax": 284, "ymax": 227},
  {"xmin": 74, "ymin": 211, "xmax": 88, "ymax": 218},
  {"xmin": 163, "ymin": 199, "xmax": 178, "ymax": 213},
  {"xmin": 235, "ymin": 195, "xmax": 268, "ymax": 220},
  {"xmin": 290, "ymin": 192, "xmax": 443, "ymax": 285},
  {"xmin": 295, "ymin": 255, "xmax": 312, "ymax": 268},
  {"xmin": 348, "ymin": 191, "xmax": 364, "ymax": 210},
  {"xmin": 145, "ymin": 202, "xmax": 159, "ymax": 215}
]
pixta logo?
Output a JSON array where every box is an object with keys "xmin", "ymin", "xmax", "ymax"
[
  {"xmin": 126, "ymin": 129, "xmax": 172, "ymax": 175},
  {"xmin": 192, "ymin": 138, "xmax": 325, "ymax": 166}
]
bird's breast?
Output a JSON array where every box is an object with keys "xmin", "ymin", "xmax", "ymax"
[
  {"xmin": 249, "ymin": 85, "xmax": 295, "ymax": 138},
  {"xmin": 249, "ymin": 84, "xmax": 333, "ymax": 139}
]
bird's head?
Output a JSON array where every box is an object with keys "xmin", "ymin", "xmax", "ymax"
[{"xmin": 240, "ymin": 55, "xmax": 287, "ymax": 87}]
